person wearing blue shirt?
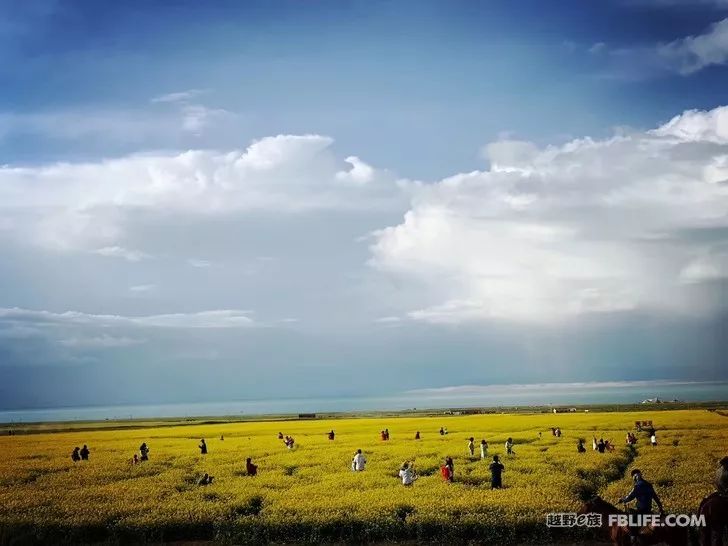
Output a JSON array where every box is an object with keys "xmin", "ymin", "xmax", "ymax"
[{"xmin": 619, "ymin": 469, "xmax": 664, "ymax": 544}]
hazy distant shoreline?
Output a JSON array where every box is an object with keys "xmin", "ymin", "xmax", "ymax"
[{"xmin": 2, "ymin": 379, "xmax": 727, "ymax": 426}]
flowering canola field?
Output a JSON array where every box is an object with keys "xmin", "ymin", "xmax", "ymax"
[{"xmin": 0, "ymin": 409, "xmax": 725, "ymax": 544}]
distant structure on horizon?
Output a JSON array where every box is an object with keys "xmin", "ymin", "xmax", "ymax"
[{"xmin": 640, "ymin": 397, "xmax": 683, "ymax": 404}]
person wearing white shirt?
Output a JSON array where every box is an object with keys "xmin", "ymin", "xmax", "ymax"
[
  {"xmin": 399, "ymin": 462, "xmax": 416, "ymax": 486},
  {"xmin": 352, "ymin": 449, "xmax": 367, "ymax": 471},
  {"xmin": 650, "ymin": 433, "xmax": 657, "ymax": 447}
]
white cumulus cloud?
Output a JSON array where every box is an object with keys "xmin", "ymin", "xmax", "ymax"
[{"xmin": 370, "ymin": 106, "xmax": 728, "ymax": 323}]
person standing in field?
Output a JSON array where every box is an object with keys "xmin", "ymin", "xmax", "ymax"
[
  {"xmin": 698, "ymin": 457, "xmax": 728, "ymax": 546},
  {"xmin": 328, "ymin": 430, "xmax": 335, "ymax": 440},
  {"xmin": 246, "ymin": 457, "xmax": 258, "ymax": 476},
  {"xmin": 505, "ymin": 437, "xmax": 515, "ymax": 456},
  {"xmin": 199, "ymin": 439, "xmax": 208, "ymax": 455},
  {"xmin": 480, "ymin": 439, "xmax": 488, "ymax": 459},
  {"xmin": 489, "ymin": 455, "xmax": 504, "ymax": 489},
  {"xmin": 399, "ymin": 462, "xmax": 416, "ymax": 486},
  {"xmin": 80, "ymin": 445, "xmax": 90, "ymax": 461},
  {"xmin": 468, "ymin": 437, "xmax": 475, "ymax": 457},
  {"xmin": 593, "ymin": 436, "xmax": 598, "ymax": 451},
  {"xmin": 444, "ymin": 456, "xmax": 455, "ymax": 482},
  {"xmin": 441, "ymin": 460, "xmax": 452, "ymax": 483},
  {"xmin": 415, "ymin": 431, "xmax": 420, "ymax": 440},
  {"xmin": 352, "ymin": 449, "xmax": 366, "ymax": 471},
  {"xmin": 619, "ymin": 469, "xmax": 664, "ymax": 544},
  {"xmin": 650, "ymin": 431, "xmax": 657, "ymax": 447},
  {"xmin": 139, "ymin": 442, "xmax": 149, "ymax": 461},
  {"xmin": 71, "ymin": 447, "xmax": 81, "ymax": 462},
  {"xmin": 597, "ymin": 438, "xmax": 606, "ymax": 453},
  {"xmin": 385, "ymin": 428, "xmax": 390, "ymax": 440}
]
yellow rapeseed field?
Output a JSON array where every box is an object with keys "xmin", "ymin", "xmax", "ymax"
[{"xmin": 0, "ymin": 409, "xmax": 725, "ymax": 543}]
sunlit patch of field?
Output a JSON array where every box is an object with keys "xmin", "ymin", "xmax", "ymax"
[{"xmin": 0, "ymin": 409, "xmax": 725, "ymax": 544}]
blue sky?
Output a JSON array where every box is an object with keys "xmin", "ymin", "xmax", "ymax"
[{"xmin": 1, "ymin": 0, "xmax": 728, "ymax": 409}]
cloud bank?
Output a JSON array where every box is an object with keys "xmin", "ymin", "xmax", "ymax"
[{"xmin": 370, "ymin": 106, "xmax": 728, "ymax": 322}]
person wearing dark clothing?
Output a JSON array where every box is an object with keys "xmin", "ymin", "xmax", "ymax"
[
  {"xmin": 199, "ymin": 439, "xmax": 207, "ymax": 455},
  {"xmin": 139, "ymin": 443, "xmax": 149, "ymax": 461},
  {"xmin": 415, "ymin": 431, "xmax": 420, "ymax": 440},
  {"xmin": 619, "ymin": 469, "xmax": 664, "ymax": 543},
  {"xmin": 489, "ymin": 455, "xmax": 504, "ymax": 489},
  {"xmin": 328, "ymin": 430, "xmax": 335, "ymax": 440},
  {"xmin": 577, "ymin": 439, "xmax": 586, "ymax": 453},
  {"xmin": 439, "ymin": 427, "xmax": 445, "ymax": 436},
  {"xmin": 80, "ymin": 445, "xmax": 90, "ymax": 460},
  {"xmin": 597, "ymin": 438, "xmax": 606, "ymax": 453},
  {"xmin": 278, "ymin": 432, "xmax": 284, "ymax": 440},
  {"xmin": 198, "ymin": 473, "xmax": 214, "ymax": 486},
  {"xmin": 71, "ymin": 447, "xmax": 81, "ymax": 462},
  {"xmin": 384, "ymin": 428, "xmax": 390, "ymax": 440},
  {"xmin": 698, "ymin": 457, "xmax": 728, "ymax": 546},
  {"xmin": 246, "ymin": 457, "xmax": 258, "ymax": 476}
]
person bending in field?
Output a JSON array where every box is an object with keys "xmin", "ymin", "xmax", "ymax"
[
  {"xmin": 577, "ymin": 439, "xmax": 586, "ymax": 453},
  {"xmin": 439, "ymin": 427, "xmax": 445, "ymax": 436},
  {"xmin": 139, "ymin": 442, "xmax": 149, "ymax": 461},
  {"xmin": 399, "ymin": 462, "xmax": 416, "ymax": 486},
  {"xmin": 352, "ymin": 449, "xmax": 367, "ymax": 471},
  {"xmin": 328, "ymin": 430, "xmax": 335, "ymax": 440},
  {"xmin": 278, "ymin": 432, "xmax": 284, "ymax": 440},
  {"xmin": 619, "ymin": 469, "xmax": 664, "ymax": 544},
  {"xmin": 650, "ymin": 432, "xmax": 657, "ymax": 447},
  {"xmin": 199, "ymin": 439, "xmax": 207, "ymax": 455},
  {"xmin": 71, "ymin": 447, "xmax": 81, "ymax": 462},
  {"xmin": 505, "ymin": 437, "xmax": 515, "ymax": 456},
  {"xmin": 285, "ymin": 436, "xmax": 295, "ymax": 449},
  {"xmin": 415, "ymin": 431, "xmax": 420, "ymax": 440},
  {"xmin": 480, "ymin": 439, "xmax": 488, "ymax": 459},
  {"xmin": 597, "ymin": 438, "xmax": 606, "ymax": 453},
  {"xmin": 80, "ymin": 444, "xmax": 90, "ymax": 460},
  {"xmin": 246, "ymin": 457, "xmax": 258, "ymax": 476},
  {"xmin": 198, "ymin": 473, "xmax": 214, "ymax": 486},
  {"xmin": 489, "ymin": 455, "xmax": 504, "ymax": 489}
]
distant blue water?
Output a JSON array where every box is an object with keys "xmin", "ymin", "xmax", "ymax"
[{"xmin": 1, "ymin": 380, "xmax": 726, "ymax": 423}]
